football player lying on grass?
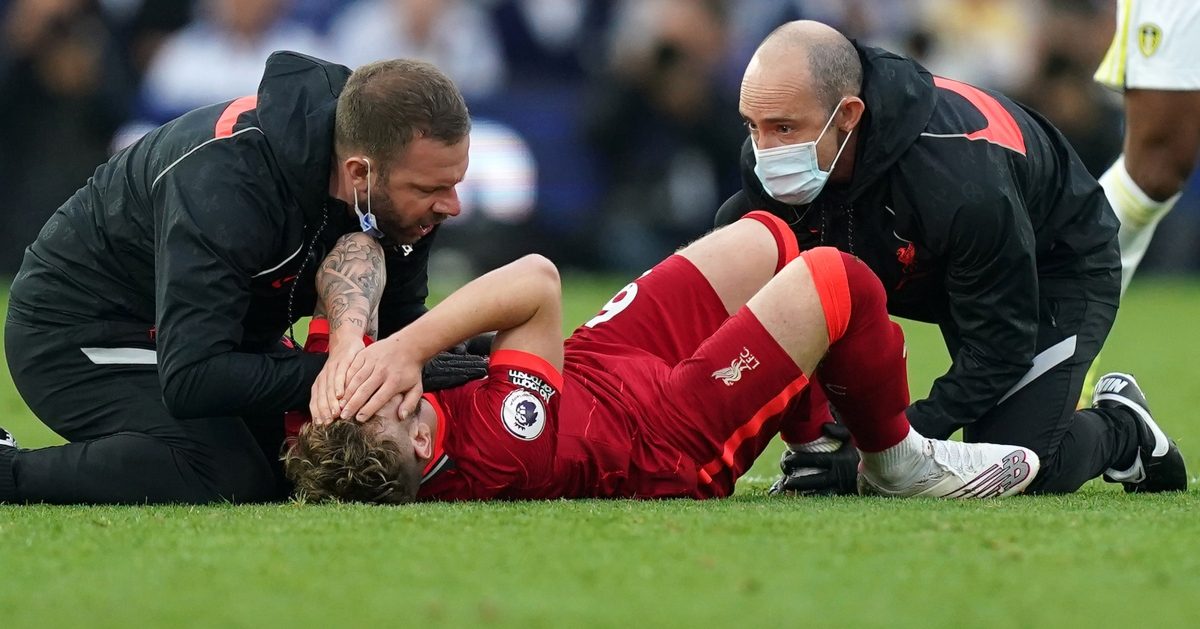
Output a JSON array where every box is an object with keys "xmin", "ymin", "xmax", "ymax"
[{"xmin": 282, "ymin": 215, "xmax": 1041, "ymax": 503}]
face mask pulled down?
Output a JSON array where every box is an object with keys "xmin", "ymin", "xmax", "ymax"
[
  {"xmin": 353, "ymin": 158, "xmax": 385, "ymax": 239},
  {"xmin": 752, "ymin": 98, "xmax": 853, "ymax": 206}
]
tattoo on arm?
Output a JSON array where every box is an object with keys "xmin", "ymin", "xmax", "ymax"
[{"xmin": 316, "ymin": 234, "xmax": 386, "ymax": 339}]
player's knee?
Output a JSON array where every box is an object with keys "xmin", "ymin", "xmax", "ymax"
[
  {"xmin": 1140, "ymin": 166, "xmax": 1188, "ymax": 203},
  {"xmin": 1126, "ymin": 139, "xmax": 1197, "ymax": 201},
  {"xmin": 518, "ymin": 254, "xmax": 561, "ymax": 296},
  {"xmin": 839, "ymin": 251, "xmax": 885, "ymax": 312},
  {"xmin": 839, "ymin": 251, "xmax": 889, "ymax": 337}
]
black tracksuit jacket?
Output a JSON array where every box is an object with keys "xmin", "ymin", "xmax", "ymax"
[
  {"xmin": 716, "ymin": 44, "xmax": 1121, "ymax": 435},
  {"xmin": 7, "ymin": 52, "xmax": 432, "ymax": 419}
]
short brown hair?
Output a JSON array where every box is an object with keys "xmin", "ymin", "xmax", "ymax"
[
  {"xmin": 283, "ymin": 420, "xmax": 421, "ymax": 504},
  {"xmin": 334, "ymin": 59, "xmax": 471, "ymax": 167}
]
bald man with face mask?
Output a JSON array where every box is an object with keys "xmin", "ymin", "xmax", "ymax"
[{"xmin": 717, "ymin": 21, "xmax": 1186, "ymax": 495}]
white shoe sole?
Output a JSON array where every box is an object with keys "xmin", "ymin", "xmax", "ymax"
[
  {"xmin": 921, "ymin": 448, "xmax": 1040, "ymax": 498},
  {"xmin": 861, "ymin": 448, "xmax": 1041, "ymax": 499}
]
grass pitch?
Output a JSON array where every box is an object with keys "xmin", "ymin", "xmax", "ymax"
[{"xmin": 2, "ymin": 277, "xmax": 1199, "ymax": 628}]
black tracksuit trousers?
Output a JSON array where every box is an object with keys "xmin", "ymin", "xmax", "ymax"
[
  {"xmin": 915, "ymin": 296, "xmax": 1143, "ymax": 494},
  {"xmin": 0, "ymin": 318, "xmax": 288, "ymax": 504}
]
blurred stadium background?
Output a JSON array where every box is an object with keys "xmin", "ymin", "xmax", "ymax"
[
  {"xmin": 3, "ymin": 6, "xmax": 1199, "ymax": 626},
  {"xmin": 1, "ymin": 0, "xmax": 1198, "ymax": 284}
]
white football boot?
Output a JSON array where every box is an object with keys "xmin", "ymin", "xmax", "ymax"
[{"xmin": 860, "ymin": 438, "xmax": 1039, "ymax": 498}]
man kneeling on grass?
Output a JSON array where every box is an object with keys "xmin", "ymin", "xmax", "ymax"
[{"xmin": 282, "ymin": 214, "xmax": 1045, "ymax": 503}]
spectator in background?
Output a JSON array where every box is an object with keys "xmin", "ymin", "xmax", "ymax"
[
  {"xmin": 584, "ymin": 0, "xmax": 744, "ymax": 273},
  {"xmin": 138, "ymin": 0, "xmax": 326, "ymax": 123},
  {"xmin": 1035, "ymin": 0, "xmax": 1116, "ymax": 77},
  {"xmin": 725, "ymin": 1, "xmax": 925, "ymax": 93},
  {"xmin": 0, "ymin": 0, "xmax": 132, "ymax": 274},
  {"xmin": 329, "ymin": 0, "xmax": 505, "ymax": 100},
  {"xmin": 115, "ymin": 0, "xmax": 192, "ymax": 78},
  {"xmin": 1019, "ymin": 0, "xmax": 1123, "ymax": 180},
  {"xmin": 915, "ymin": 0, "xmax": 1040, "ymax": 91},
  {"xmin": 431, "ymin": 117, "xmax": 543, "ymax": 280},
  {"xmin": 287, "ymin": 0, "xmax": 354, "ymax": 34},
  {"xmin": 488, "ymin": 0, "xmax": 610, "ymax": 85},
  {"xmin": 1018, "ymin": 53, "xmax": 1123, "ymax": 178}
]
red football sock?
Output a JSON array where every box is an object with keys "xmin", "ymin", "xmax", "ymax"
[
  {"xmin": 742, "ymin": 210, "xmax": 800, "ymax": 273},
  {"xmin": 800, "ymin": 248, "xmax": 911, "ymax": 453},
  {"xmin": 778, "ymin": 376, "xmax": 835, "ymax": 445}
]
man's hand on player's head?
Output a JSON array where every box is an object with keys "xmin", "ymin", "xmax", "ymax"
[
  {"xmin": 340, "ymin": 337, "xmax": 425, "ymax": 423},
  {"xmin": 310, "ymin": 334, "xmax": 367, "ymax": 425}
]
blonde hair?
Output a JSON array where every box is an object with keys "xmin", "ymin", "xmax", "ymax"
[{"xmin": 283, "ymin": 420, "xmax": 420, "ymax": 504}]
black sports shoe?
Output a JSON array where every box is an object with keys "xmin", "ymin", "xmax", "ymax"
[
  {"xmin": 0, "ymin": 426, "xmax": 17, "ymax": 449},
  {"xmin": 1094, "ymin": 373, "xmax": 1187, "ymax": 493}
]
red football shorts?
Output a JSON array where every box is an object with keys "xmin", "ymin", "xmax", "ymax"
[{"xmin": 566, "ymin": 254, "xmax": 810, "ymax": 497}]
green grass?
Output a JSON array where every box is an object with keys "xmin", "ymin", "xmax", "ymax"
[{"xmin": 3, "ymin": 277, "xmax": 1200, "ymax": 628}]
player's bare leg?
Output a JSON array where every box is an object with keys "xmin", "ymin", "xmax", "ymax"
[
  {"xmin": 676, "ymin": 211, "xmax": 793, "ymax": 315},
  {"xmin": 1103, "ymin": 89, "xmax": 1200, "ymax": 294},
  {"xmin": 1084, "ymin": 89, "xmax": 1200, "ymax": 400}
]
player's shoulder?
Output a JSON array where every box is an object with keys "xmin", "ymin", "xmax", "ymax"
[
  {"xmin": 435, "ymin": 357, "xmax": 560, "ymax": 453},
  {"xmin": 426, "ymin": 370, "xmax": 558, "ymax": 499},
  {"xmin": 917, "ymin": 77, "xmax": 1049, "ymax": 170}
]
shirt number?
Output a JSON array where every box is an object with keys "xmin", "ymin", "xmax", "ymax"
[{"xmin": 585, "ymin": 282, "xmax": 639, "ymax": 328}]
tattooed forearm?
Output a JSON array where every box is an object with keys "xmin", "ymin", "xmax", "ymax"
[{"xmin": 316, "ymin": 233, "xmax": 386, "ymax": 338}]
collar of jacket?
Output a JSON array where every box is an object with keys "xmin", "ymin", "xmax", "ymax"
[
  {"xmin": 842, "ymin": 42, "xmax": 937, "ymax": 202},
  {"xmin": 255, "ymin": 51, "xmax": 352, "ymax": 228}
]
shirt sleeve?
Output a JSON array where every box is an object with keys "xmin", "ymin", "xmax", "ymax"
[
  {"xmin": 152, "ymin": 136, "xmax": 326, "ymax": 419},
  {"xmin": 906, "ymin": 192, "xmax": 1040, "ymax": 437},
  {"xmin": 436, "ymin": 349, "xmax": 562, "ymax": 499}
]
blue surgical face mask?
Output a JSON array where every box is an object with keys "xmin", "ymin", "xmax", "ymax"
[
  {"xmin": 353, "ymin": 157, "xmax": 385, "ymax": 239},
  {"xmin": 752, "ymin": 98, "xmax": 853, "ymax": 206}
]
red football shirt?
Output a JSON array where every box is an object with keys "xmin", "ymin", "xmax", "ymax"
[
  {"xmin": 419, "ymin": 344, "xmax": 708, "ymax": 501},
  {"xmin": 420, "ymin": 254, "xmax": 813, "ymax": 501}
]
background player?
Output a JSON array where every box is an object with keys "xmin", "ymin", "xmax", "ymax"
[
  {"xmin": 1085, "ymin": 0, "xmax": 1200, "ymax": 398},
  {"xmin": 1094, "ymin": 0, "xmax": 1200, "ymax": 295},
  {"xmin": 284, "ymin": 217, "xmax": 1041, "ymax": 503}
]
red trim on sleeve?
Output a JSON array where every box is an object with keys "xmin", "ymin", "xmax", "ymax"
[
  {"xmin": 932, "ymin": 77, "xmax": 1026, "ymax": 156},
  {"xmin": 421, "ymin": 392, "xmax": 447, "ymax": 475},
  {"xmin": 308, "ymin": 318, "xmax": 330, "ymax": 336},
  {"xmin": 214, "ymin": 95, "xmax": 258, "ymax": 138},
  {"xmin": 489, "ymin": 349, "xmax": 564, "ymax": 391},
  {"xmin": 304, "ymin": 318, "xmax": 373, "ymax": 346}
]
